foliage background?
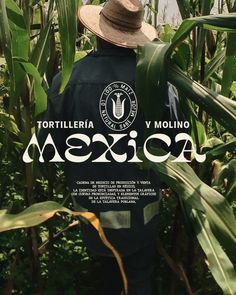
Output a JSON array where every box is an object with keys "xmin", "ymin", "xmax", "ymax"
[{"xmin": 0, "ymin": 0, "xmax": 236, "ymax": 294}]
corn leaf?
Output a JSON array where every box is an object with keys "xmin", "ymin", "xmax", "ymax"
[
  {"xmin": 172, "ymin": 42, "xmax": 191, "ymax": 71},
  {"xmin": 0, "ymin": 201, "xmax": 128, "ymax": 295},
  {"xmin": 137, "ymin": 41, "xmax": 236, "ymax": 136},
  {"xmin": 169, "ymin": 14, "xmax": 236, "ymax": 53},
  {"xmin": 204, "ymin": 49, "xmax": 226, "ymax": 82},
  {"xmin": 221, "ymin": 33, "xmax": 236, "ymax": 96},
  {"xmin": 190, "ymin": 112, "xmax": 207, "ymax": 146},
  {"xmin": 212, "ymin": 159, "xmax": 236, "ymax": 197},
  {"xmin": 0, "ymin": 112, "xmax": 20, "ymax": 136},
  {"xmin": 136, "ymin": 41, "xmax": 169, "ymax": 125},
  {"xmin": 189, "ymin": 209, "xmax": 236, "ymax": 295},
  {"xmin": 30, "ymin": 19, "xmax": 52, "ymax": 76},
  {"xmin": 176, "ymin": 0, "xmax": 190, "ymax": 19},
  {"xmin": 192, "ymin": 0, "xmax": 214, "ymax": 79},
  {"xmin": 0, "ymin": 0, "xmax": 14, "ymax": 85},
  {"xmin": 168, "ymin": 64, "xmax": 236, "ymax": 136},
  {"xmin": 5, "ymin": 0, "xmax": 29, "ymax": 108},
  {"xmin": 138, "ymin": 146, "xmax": 236, "ymax": 292},
  {"xmin": 201, "ymin": 0, "xmax": 215, "ymax": 15},
  {"xmin": 55, "ymin": 0, "xmax": 77, "ymax": 92},
  {"xmin": 6, "ymin": 0, "xmax": 29, "ymax": 60},
  {"xmin": 205, "ymin": 139, "xmax": 236, "ymax": 160},
  {"xmin": 138, "ymin": 148, "xmax": 236, "ymax": 262},
  {"xmin": 14, "ymin": 59, "xmax": 47, "ymax": 116}
]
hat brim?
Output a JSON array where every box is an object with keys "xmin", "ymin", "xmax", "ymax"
[{"xmin": 78, "ymin": 5, "xmax": 158, "ymax": 49}]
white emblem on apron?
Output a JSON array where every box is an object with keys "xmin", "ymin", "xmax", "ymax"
[{"xmin": 112, "ymin": 93, "xmax": 126, "ymax": 120}]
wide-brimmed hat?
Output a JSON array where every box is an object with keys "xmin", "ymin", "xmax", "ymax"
[{"xmin": 78, "ymin": 0, "xmax": 158, "ymax": 48}]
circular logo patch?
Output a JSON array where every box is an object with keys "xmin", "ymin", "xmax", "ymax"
[{"xmin": 99, "ymin": 81, "xmax": 138, "ymax": 131}]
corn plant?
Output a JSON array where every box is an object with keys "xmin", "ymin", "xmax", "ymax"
[
  {"xmin": 136, "ymin": 1, "xmax": 236, "ymax": 293},
  {"xmin": 0, "ymin": 0, "xmax": 82, "ymax": 293}
]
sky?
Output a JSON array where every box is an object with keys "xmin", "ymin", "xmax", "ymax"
[
  {"xmin": 158, "ymin": 0, "xmax": 180, "ymax": 25},
  {"xmin": 157, "ymin": 0, "xmax": 221, "ymax": 24}
]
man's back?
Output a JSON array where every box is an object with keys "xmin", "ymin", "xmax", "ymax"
[{"xmin": 43, "ymin": 47, "xmax": 160, "ymax": 256}]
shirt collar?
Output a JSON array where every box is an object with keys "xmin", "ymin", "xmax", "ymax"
[{"xmin": 89, "ymin": 47, "xmax": 136, "ymax": 57}]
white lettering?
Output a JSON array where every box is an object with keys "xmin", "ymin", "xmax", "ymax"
[
  {"xmin": 65, "ymin": 134, "xmax": 92, "ymax": 162},
  {"xmin": 172, "ymin": 133, "xmax": 206, "ymax": 163},
  {"xmin": 22, "ymin": 134, "xmax": 64, "ymax": 163},
  {"xmin": 144, "ymin": 134, "xmax": 171, "ymax": 162},
  {"xmin": 22, "ymin": 132, "xmax": 206, "ymax": 163},
  {"xmin": 92, "ymin": 134, "xmax": 127, "ymax": 162}
]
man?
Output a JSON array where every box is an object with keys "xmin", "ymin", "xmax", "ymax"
[{"xmin": 40, "ymin": 0, "xmax": 186, "ymax": 294}]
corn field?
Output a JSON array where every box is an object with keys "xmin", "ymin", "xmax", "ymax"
[{"xmin": 0, "ymin": 0, "xmax": 236, "ymax": 294}]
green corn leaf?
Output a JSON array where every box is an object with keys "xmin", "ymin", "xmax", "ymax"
[
  {"xmin": 55, "ymin": 0, "xmax": 78, "ymax": 93},
  {"xmin": 189, "ymin": 209, "xmax": 236, "ymax": 295},
  {"xmin": 190, "ymin": 113, "xmax": 207, "ymax": 147},
  {"xmin": 177, "ymin": 98, "xmax": 206, "ymax": 149},
  {"xmin": 192, "ymin": 27, "xmax": 206, "ymax": 80},
  {"xmin": 30, "ymin": 19, "xmax": 52, "ymax": 76},
  {"xmin": 202, "ymin": 137, "xmax": 224, "ymax": 150},
  {"xmin": 0, "ymin": 201, "xmax": 128, "ymax": 295},
  {"xmin": 136, "ymin": 41, "xmax": 169, "ymax": 126},
  {"xmin": 5, "ymin": 0, "xmax": 29, "ymax": 108},
  {"xmin": 221, "ymin": 33, "xmax": 236, "ymax": 96},
  {"xmin": 231, "ymin": 81, "xmax": 236, "ymax": 97},
  {"xmin": 14, "ymin": 59, "xmax": 47, "ymax": 116},
  {"xmin": 212, "ymin": 159, "xmax": 236, "ymax": 201},
  {"xmin": 136, "ymin": 22, "xmax": 236, "ymax": 289},
  {"xmin": 0, "ymin": 112, "xmax": 20, "ymax": 136},
  {"xmin": 75, "ymin": 50, "xmax": 88, "ymax": 62},
  {"xmin": 6, "ymin": 0, "xmax": 29, "ymax": 60},
  {"xmin": 137, "ymin": 148, "xmax": 236, "ymax": 262},
  {"xmin": 160, "ymin": 24, "xmax": 175, "ymax": 43},
  {"xmin": 176, "ymin": 0, "xmax": 190, "ymax": 19},
  {"xmin": 172, "ymin": 42, "xmax": 191, "ymax": 71},
  {"xmin": 205, "ymin": 139, "xmax": 236, "ymax": 160},
  {"xmin": 137, "ymin": 35, "xmax": 236, "ymax": 138},
  {"xmin": 201, "ymin": 0, "xmax": 215, "ymax": 15},
  {"xmin": 192, "ymin": 0, "xmax": 214, "ymax": 80},
  {"xmin": 0, "ymin": 201, "xmax": 71, "ymax": 231},
  {"xmin": 204, "ymin": 48, "xmax": 226, "ymax": 82},
  {"xmin": 169, "ymin": 14, "xmax": 236, "ymax": 54},
  {"xmin": 168, "ymin": 64, "xmax": 236, "ymax": 137},
  {"xmin": 0, "ymin": 0, "xmax": 14, "ymax": 85}
]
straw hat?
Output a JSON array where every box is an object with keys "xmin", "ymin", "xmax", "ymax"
[{"xmin": 78, "ymin": 0, "xmax": 158, "ymax": 49}]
